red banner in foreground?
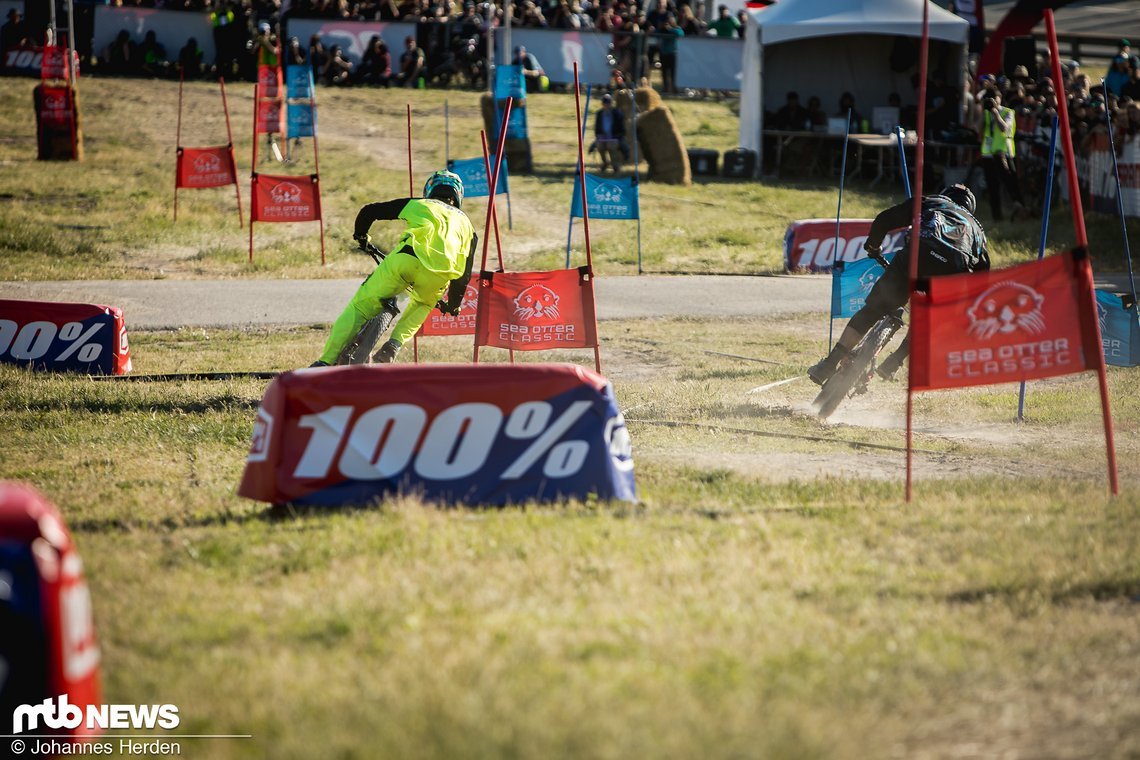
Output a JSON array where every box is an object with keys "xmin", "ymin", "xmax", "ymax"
[
  {"xmin": 176, "ymin": 145, "xmax": 238, "ymax": 189},
  {"xmin": 0, "ymin": 299, "xmax": 132, "ymax": 375},
  {"xmin": 251, "ymin": 173, "xmax": 322, "ymax": 223},
  {"xmin": 418, "ymin": 282, "xmax": 480, "ymax": 337},
  {"xmin": 0, "ymin": 482, "xmax": 102, "ymax": 737},
  {"xmin": 474, "ymin": 268, "xmax": 598, "ymax": 351},
  {"xmin": 237, "ymin": 363, "xmax": 636, "ymax": 506},
  {"xmin": 910, "ymin": 250, "xmax": 1100, "ymax": 391}
]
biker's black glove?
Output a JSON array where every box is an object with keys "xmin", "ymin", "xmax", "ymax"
[
  {"xmin": 437, "ymin": 298, "xmax": 461, "ymax": 317},
  {"xmin": 354, "ymin": 232, "xmax": 372, "ymax": 252},
  {"xmin": 864, "ymin": 240, "xmax": 885, "ymax": 264}
]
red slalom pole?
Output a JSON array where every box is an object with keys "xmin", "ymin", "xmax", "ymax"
[
  {"xmin": 219, "ymin": 77, "xmax": 243, "ymax": 228},
  {"xmin": 572, "ymin": 62, "xmax": 594, "ymax": 275},
  {"xmin": 249, "ymin": 80, "xmax": 260, "ymax": 263},
  {"xmin": 904, "ymin": 0, "xmax": 931, "ymax": 503},
  {"xmin": 1045, "ymin": 9, "xmax": 1118, "ymax": 495},
  {"xmin": 473, "ymin": 101, "xmax": 513, "ymax": 363},
  {"xmin": 572, "ymin": 62, "xmax": 601, "ymax": 372},
  {"xmin": 480, "ymin": 131, "xmax": 506, "ymax": 272},
  {"xmin": 406, "ymin": 103, "xmax": 413, "ymax": 196},
  {"xmin": 175, "ymin": 69, "xmax": 184, "ymax": 221}
]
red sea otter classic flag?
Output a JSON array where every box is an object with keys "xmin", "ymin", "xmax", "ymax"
[
  {"xmin": 251, "ymin": 173, "xmax": 322, "ymax": 223},
  {"xmin": 474, "ymin": 268, "xmax": 598, "ymax": 351},
  {"xmin": 910, "ymin": 250, "xmax": 1101, "ymax": 391}
]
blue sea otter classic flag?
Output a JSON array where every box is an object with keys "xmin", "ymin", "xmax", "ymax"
[
  {"xmin": 448, "ymin": 157, "xmax": 509, "ymax": 198},
  {"xmin": 1095, "ymin": 289, "xmax": 1140, "ymax": 367},
  {"xmin": 570, "ymin": 174, "xmax": 639, "ymax": 220},
  {"xmin": 830, "ymin": 254, "xmax": 895, "ymax": 318}
]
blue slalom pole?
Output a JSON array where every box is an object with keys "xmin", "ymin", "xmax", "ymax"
[
  {"xmin": 828, "ymin": 108, "xmax": 852, "ymax": 350},
  {"xmin": 895, "ymin": 126, "xmax": 912, "ymax": 198},
  {"xmin": 1016, "ymin": 114, "xmax": 1060, "ymax": 422},
  {"xmin": 567, "ymin": 86, "xmax": 592, "ymax": 268}
]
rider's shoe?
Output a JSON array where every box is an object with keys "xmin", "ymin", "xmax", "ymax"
[
  {"xmin": 808, "ymin": 345, "xmax": 850, "ymax": 386},
  {"xmin": 309, "ymin": 360, "xmax": 330, "ymax": 368},
  {"xmin": 373, "ymin": 340, "xmax": 400, "ymax": 364}
]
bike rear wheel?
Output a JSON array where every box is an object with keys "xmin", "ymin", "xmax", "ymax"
[
  {"xmin": 335, "ymin": 299, "xmax": 400, "ymax": 365},
  {"xmin": 813, "ymin": 315, "xmax": 903, "ymax": 419}
]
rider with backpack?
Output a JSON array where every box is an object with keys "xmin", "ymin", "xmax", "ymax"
[
  {"xmin": 808, "ymin": 184, "xmax": 989, "ymax": 385},
  {"xmin": 312, "ymin": 170, "xmax": 477, "ymax": 366}
]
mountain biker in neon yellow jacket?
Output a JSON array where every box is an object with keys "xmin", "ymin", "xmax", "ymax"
[
  {"xmin": 808, "ymin": 184, "xmax": 989, "ymax": 385},
  {"xmin": 313, "ymin": 170, "xmax": 477, "ymax": 365}
]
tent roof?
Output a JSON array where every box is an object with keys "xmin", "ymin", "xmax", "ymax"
[{"xmin": 749, "ymin": 0, "xmax": 968, "ymax": 46}]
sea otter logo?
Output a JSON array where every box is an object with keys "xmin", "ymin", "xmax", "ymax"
[
  {"xmin": 513, "ymin": 284, "xmax": 561, "ymax": 322},
  {"xmin": 459, "ymin": 284, "xmax": 479, "ymax": 313},
  {"xmin": 270, "ymin": 182, "xmax": 302, "ymax": 204},
  {"xmin": 193, "ymin": 153, "xmax": 222, "ymax": 174},
  {"xmin": 1096, "ymin": 299, "xmax": 1109, "ymax": 334},
  {"xmin": 967, "ymin": 282, "xmax": 1046, "ymax": 340},
  {"xmin": 593, "ymin": 182, "xmax": 623, "ymax": 203},
  {"xmin": 858, "ymin": 265, "xmax": 881, "ymax": 290}
]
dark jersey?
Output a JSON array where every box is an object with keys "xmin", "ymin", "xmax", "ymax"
[{"xmin": 867, "ymin": 194, "xmax": 989, "ymax": 273}]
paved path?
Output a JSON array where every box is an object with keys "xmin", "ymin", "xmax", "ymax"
[
  {"xmin": 1, "ymin": 273, "xmax": 1132, "ymax": 329},
  {"xmin": 0, "ymin": 275, "xmax": 832, "ymax": 329}
]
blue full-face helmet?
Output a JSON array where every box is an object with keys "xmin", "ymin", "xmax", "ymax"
[{"xmin": 423, "ymin": 170, "xmax": 464, "ymax": 209}]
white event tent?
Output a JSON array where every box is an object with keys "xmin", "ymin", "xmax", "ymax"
[{"xmin": 739, "ymin": 0, "xmax": 969, "ymax": 155}]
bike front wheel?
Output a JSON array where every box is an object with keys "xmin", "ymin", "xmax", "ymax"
[
  {"xmin": 813, "ymin": 315, "xmax": 902, "ymax": 419},
  {"xmin": 335, "ymin": 300, "xmax": 399, "ymax": 365}
]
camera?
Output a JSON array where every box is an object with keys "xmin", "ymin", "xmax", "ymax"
[{"xmin": 982, "ymin": 97, "xmax": 995, "ymax": 111}]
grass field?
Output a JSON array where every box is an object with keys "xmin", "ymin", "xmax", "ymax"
[
  {"xmin": 2, "ymin": 76, "xmax": 1137, "ymax": 280},
  {"xmin": 2, "ymin": 73, "xmax": 1140, "ymax": 759}
]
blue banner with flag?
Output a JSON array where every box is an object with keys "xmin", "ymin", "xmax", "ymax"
[
  {"xmin": 494, "ymin": 65, "xmax": 525, "ymax": 100},
  {"xmin": 1095, "ymin": 289, "xmax": 1139, "ymax": 367},
  {"xmin": 285, "ymin": 65, "xmax": 313, "ymax": 99},
  {"xmin": 448, "ymin": 157, "xmax": 509, "ymax": 198},
  {"xmin": 287, "ymin": 102, "xmax": 316, "ymax": 138},
  {"xmin": 570, "ymin": 174, "xmax": 639, "ymax": 220},
  {"xmin": 830, "ymin": 254, "xmax": 894, "ymax": 318}
]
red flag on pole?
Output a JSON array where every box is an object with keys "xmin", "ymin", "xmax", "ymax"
[{"xmin": 910, "ymin": 250, "xmax": 1101, "ymax": 391}]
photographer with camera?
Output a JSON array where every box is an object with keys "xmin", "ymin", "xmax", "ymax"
[{"xmin": 979, "ymin": 90, "xmax": 1027, "ymax": 221}]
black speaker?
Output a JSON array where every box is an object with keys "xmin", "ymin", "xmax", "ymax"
[{"xmin": 1002, "ymin": 36, "xmax": 1038, "ymax": 80}]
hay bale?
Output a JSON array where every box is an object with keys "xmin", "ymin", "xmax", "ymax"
[
  {"xmin": 634, "ymin": 86, "xmax": 662, "ymax": 114},
  {"xmin": 635, "ymin": 106, "xmax": 690, "ymax": 185}
]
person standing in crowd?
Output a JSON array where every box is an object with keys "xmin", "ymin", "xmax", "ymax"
[
  {"xmin": 1121, "ymin": 64, "xmax": 1140, "ymax": 102},
  {"xmin": 394, "ymin": 34, "xmax": 424, "ymax": 87},
  {"xmin": 357, "ymin": 35, "xmax": 391, "ymax": 86},
  {"xmin": 979, "ymin": 90, "xmax": 1026, "ymax": 221},
  {"xmin": 308, "ymin": 34, "xmax": 328, "ymax": 80},
  {"xmin": 679, "ymin": 4, "xmax": 705, "ymax": 36},
  {"xmin": 708, "ymin": 4, "xmax": 740, "ymax": 38},
  {"xmin": 1105, "ymin": 54, "xmax": 1133, "ymax": 97},
  {"xmin": 320, "ymin": 44, "xmax": 354, "ymax": 85},
  {"xmin": 178, "ymin": 37, "xmax": 206, "ymax": 79},
  {"xmin": 209, "ymin": 0, "xmax": 239, "ymax": 77},
  {"xmin": 1, "ymin": 8, "xmax": 26, "ymax": 60},
  {"xmin": 512, "ymin": 45, "xmax": 546, "ymax": 92},
  {"xmin": 658, "ymin": 13, "xmax": 683, "ymax": 94},
  {"xmin": 772, "ymin": 91, "xmax": 811, "ymax": 131},
  {"xmin": 284, "ymin": 36, "xmax": 306, "ymax": 66},
  {"xmin": 593, "ymin": 93, "xmax": 630, "ymax": 163}
]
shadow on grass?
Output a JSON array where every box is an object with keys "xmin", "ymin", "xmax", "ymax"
[{"xmin": 947, "ymin": 578, "xmax": 1140, "ymax": 605}]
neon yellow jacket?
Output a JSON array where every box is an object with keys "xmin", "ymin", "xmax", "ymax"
[
  {"xmin": 982, "ymin": 106, "xmax": 1017, "ymax": 158},
  {"xmin": 355, "ymin": 198, "xmax": 474, "ymax": 279}
]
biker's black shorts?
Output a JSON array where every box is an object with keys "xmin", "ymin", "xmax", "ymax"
[{"xmin": 848, "ymin": 245, "xmax": 966, "ymax": 335}]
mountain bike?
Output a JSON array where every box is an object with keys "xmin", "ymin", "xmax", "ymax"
[
  {"xmin": 333, "ymin": 242, "xmax": 401, "ymax": 365},
  {"xmin": 812, "ymin": 311, "xmax": 906, "ymax": 419},
  {"xmin": 812, "ymin": 255, "xmax": 907, "ymax": 419}
]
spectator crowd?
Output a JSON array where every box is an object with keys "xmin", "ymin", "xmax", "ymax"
[{"xmin": 0, "ymin": 0, "xmax": 759, "ymax": 92}]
